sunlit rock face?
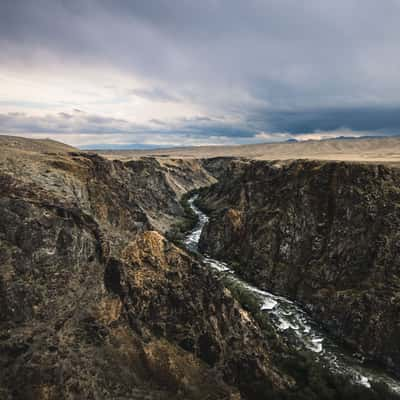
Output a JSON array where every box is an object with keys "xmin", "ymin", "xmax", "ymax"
[
  {"xmin": 0, "ymin": 140, "xmax": 292, "ymax": 400},
  {"xmin": 198, "ymin": 159, "xmax": 400, "ymax": 376},
  {"xmin": 2, "ymin": 138, "xmax": 400, "ymax": 399}
]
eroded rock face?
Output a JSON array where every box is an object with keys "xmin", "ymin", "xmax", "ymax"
[
  {"xmin": 198, "ymin": 159, "xmax": 400, "ymax": 375},
  {"xmin": 0, "ymin": 145, "xmax": 290, "ymax": 399},
  {"xmin": 107, "ymin": 231, "xmax": 291, "ymax": 397}
]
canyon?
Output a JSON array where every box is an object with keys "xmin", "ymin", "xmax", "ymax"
[
  {"xmin": 198, "ymin": 159, "xmax": 400, "ymax": 377},
  {"xmin": 0, "ymin": 136, "xmax": 399, "ymax": 399}
]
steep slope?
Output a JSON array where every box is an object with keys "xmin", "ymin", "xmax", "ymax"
[
  {"xmin": 198, "ymin": 159, "xmax": 400, "ymax": 376},
  {"xmin": 2, "ymin": 138, "xmax": 399, "ymax": 399},
  {"xmin": 0, "ymin": 141, "xmax": 291, "ymax": 399}
]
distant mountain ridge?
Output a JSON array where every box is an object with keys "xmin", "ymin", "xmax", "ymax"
[
  {"xmin": 93, "ymin": 135, "xmax": 400, "ymax": 166},
  {"xmin": 80, "ymin": 143, "xmax": 174, "ymax": 150},
  {"xmin": 81, "ymin": 135, "xmax": 399, "ymax": 151}
]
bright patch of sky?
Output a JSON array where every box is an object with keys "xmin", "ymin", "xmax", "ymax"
[{"xmin": 1, "ymin": 0, "xmax": 400, "ymax": 148}]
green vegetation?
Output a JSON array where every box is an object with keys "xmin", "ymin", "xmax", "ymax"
[
  {"xmin": 192, "ymin": 185, "xmax": 215, "ymax": 214},
  {"xmin": 276, "ymin": 351, "xmax": 399, "ymax": 400},
  {"xmin": 221, "ymin": 274, "xmax": 286, "ymax": 347},
  {"xmin": 171, "ymin": 186, "xmax": 400, "ymax": 400},
  {"xmin": 166, "ymin": 189, "xmax": 199, "ymax": 246},
  {"xmin": 220, "ymin": 272, "xmax": 399, "ymax": 400},
  {"xmin": 221, "ymin": 274, "xmax": 262, "ymax": 312}
]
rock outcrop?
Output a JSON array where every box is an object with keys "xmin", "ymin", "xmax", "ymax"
[
  {"xmin": 0, "ymin": 142, "xmax": 291, "ymax": 399},
  {"xmin": 198, "ymin": 159, "xmax": 400, "ymax": 375},
  {"xmin": 2, "ymin": 139, "xmax": 399, "ymax": 399}
]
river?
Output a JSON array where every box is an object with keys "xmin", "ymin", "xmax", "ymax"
[{"xmin": 184, "ymin": 195, "xmax": 400, "ymax": 394}]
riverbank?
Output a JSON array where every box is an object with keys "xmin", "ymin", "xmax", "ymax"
[{"xmin": 184, "ymin": 195, "xmax": 400, "ymax": 399}]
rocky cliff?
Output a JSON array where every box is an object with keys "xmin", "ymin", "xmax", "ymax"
[
  {"xmin": 0, "ymin": 142, "xmax": 293, "ymax": 399},
  {"xmin": 198, "ymin": 159, "xmax": 400, "ymax": 376},
  {"xmin": 2, "ymin": 139, "xmax": 399, "ymax": 399}
]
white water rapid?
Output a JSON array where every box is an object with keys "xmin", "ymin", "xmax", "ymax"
[{"xmin": 184, "ymin": 195, "xmax": 400, "ymax": 393}]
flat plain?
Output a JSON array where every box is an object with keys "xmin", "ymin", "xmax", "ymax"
[{"xmin": 93, "ymin": 136, "xmax": 400, "ymax": 166}]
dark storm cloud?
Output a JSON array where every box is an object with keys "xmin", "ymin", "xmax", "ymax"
[
  {"xmin": 0, "ymin": 111, "xmax": 256, "ymax": 139},
  {"xmin": 2, "ymin": 0, "xmax": 400, "ymax": 140},
  {"xmin": 247, "ymin": 107, "xmax": 400, "ymax": 135},
  {"xmin": 3, "ymin": 106, "xmax": 398, "ymax": 140},
  {"xmin": 0, "ymin": 111, "xmax": 144, "ymax": 134}
]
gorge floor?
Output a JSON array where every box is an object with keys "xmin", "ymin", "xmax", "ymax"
[{"xmin": 183, "ymin": 195, "xmax": 400, "ymax": 396}]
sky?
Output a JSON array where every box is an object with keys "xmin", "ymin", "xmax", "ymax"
[{"xmin": 1, "ymin": 0, "xmax": 400, "ymax": 148}]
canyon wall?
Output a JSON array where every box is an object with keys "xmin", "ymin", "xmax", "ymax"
[
  {"xmin": 0, "ymin": 145, "xmax": 292, "ymax": 400},
  {"xmin": 198, "ymin": 159, "xmax": 400, "ymax": 375},
  {"xmin": 1, "ymin": 140, "xmax": 398, "ymax": 399}
]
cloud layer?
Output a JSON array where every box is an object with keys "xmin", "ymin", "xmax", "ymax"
[{"xmin": 1, "ymin": 0, "xmax": 400, "ymax": 147}]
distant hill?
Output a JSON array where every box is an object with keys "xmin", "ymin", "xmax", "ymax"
[
  {"xmin": 80, "ymin": 143, "xmax": 173, "ymax": 150},
  {"xmin": 0, "ymin": 135, "xmax": 77, "ymax": 153},
  {"xmin": 94, "ymin": 136, "xmax": 400, "ymax": 166},
  {"xmin": 3, "ymin": 134, "xmax": 400, "ymax": 167}
]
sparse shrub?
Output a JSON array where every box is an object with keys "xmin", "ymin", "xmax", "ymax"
[
  {"xmin": 166, "ymin": 189, "xmax": 199, "ymax": 246},
  {"xmin": 220, "ymin": 274, "xmax": 400, "ymax": 400},
  {"xmin": 221, "ymin": 275, "xmax": 262, "ymax": 314}
]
